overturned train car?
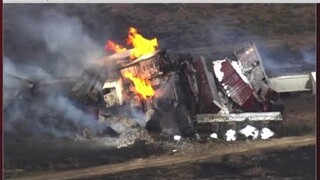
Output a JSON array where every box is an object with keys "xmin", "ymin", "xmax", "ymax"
[{"xmin": 74, "ymin": 43, "xmax": 283, "ymax": 138}]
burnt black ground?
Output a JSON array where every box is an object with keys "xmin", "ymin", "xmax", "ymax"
[
  {"xmin": 4, "ymin": 139, "xmax": 164, "ymax": 175},
  {"xmin": 84, "ymin": 145, "xmax": 315, "ymax": 180},
  {"xmin": 4, "ymin": 92, "xmax": 316, "ymax": 179}
]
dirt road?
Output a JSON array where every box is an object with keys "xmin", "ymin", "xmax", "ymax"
[{"xmin": 9, "ymin": 135, "xmax": 315, "ymax": 180}]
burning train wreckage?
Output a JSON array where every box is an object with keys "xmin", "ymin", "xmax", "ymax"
[
  {"xmin": 5, "ymin": 27, "xmax": 284, "ymax": 146},
  {"xmin": 69, "ymin": 27, "xmax": 283, "ymax": 144}
]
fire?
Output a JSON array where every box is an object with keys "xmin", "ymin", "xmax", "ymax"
[
  {"xmin": 105, "ymin": 40, "xmax": 127, "ymax": 53},
  {"xmin": 106, "ymin": 27, "xmax": 158, "ymax": 60},
  {"xmin": 126, "ymin": 27, "xmax": 158, "ymax": 60},
  {"xmin": 123, "ymin": 72, "xmax": 154, "ymax": 99}
]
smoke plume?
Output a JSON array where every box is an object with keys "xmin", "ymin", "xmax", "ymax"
[{"xmin": 4, "ymin": 7, "xmax": 108, "ymax": 138}]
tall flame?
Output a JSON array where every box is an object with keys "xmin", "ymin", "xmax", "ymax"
[
  {"xmin": 123, "ymin": 72, "xmax": 154, "ymax": 99},
  {"xmin": 126, "ymin": 27, "xmax": 158, "ymax": 60},
  {"xmin": 105, "ymin": 27, "xmax": 158, "ymax": 60}
]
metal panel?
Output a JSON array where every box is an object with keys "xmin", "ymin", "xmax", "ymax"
[
  {"xmin": 269, "ymin": 74, "xmax": 311, "ymax": 93},
  {"xmin": 103, "ymin": 79, "xmax": 124, "ymax": 105},
  {"xmin": 234, "ymin": 43, "xmax": 273, "ymax": 99},
  {"xmin": 196, "ymin": 112, "xmax": 282, "ymax": 123},
  {"xmin": 193, "ymin": 56, "xmax": 222, "ymax": 113},
  {"xmin": 120, "ymin": 51, "xmax": 158, "ymax": 69},
  {"xmin": 213, "ymin": 58, "xmax": 257, "ymax": 109},
  {"xmin": 234, "ymin": 43, "xmax": 268, "ymax": 79},
  {"xmin": 119, "ymin": 56, "xmax": 160, "ymax": 81}
]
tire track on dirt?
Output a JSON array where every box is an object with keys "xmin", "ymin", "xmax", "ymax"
[{"xmin": 9, "ymin": 135, "xmax": 315, "ymax": 180}]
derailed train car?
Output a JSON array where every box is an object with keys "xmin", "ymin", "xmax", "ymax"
[{"xmin": 90, "ymin": 42, "xmax": 283, "ymax": 139}]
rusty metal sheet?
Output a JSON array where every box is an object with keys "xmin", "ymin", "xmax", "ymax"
[
  {"xmin": 193, "ymin": 56, "xmax": 222, "ymax": 113},
  {"xmin": 212, "ymin": 58, "xmax": 257, "ymax": 110}
]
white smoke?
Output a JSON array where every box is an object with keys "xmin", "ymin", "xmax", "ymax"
[
  {"xmin": 3, "ymin": 6, "xmax": 151, "ymax": 140},
  {"xmin": 300, "ymin": 48, "xmax": 316, "ymax": 65},
  {"xmin": 257, "ymin": 45, "xmax": 315, "ymax": 77},
  {"xmin": 40, "ymin": 11, "xmax": 103, "ymax": 71},
  {"xmin": 5, "ymin": 6, "xmax": 107, "ymax": 78},
  {"xmin": 4, "ymin": 57, "xmax": 108, "ymax": 138},
  {"xmin": 3, "ymin": 8, "xmax": 111, "ymax": 139}
]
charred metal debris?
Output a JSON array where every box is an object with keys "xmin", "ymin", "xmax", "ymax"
[{"xmin": 70, "ymin": 42, "xmax": 284, "ymax": 141}]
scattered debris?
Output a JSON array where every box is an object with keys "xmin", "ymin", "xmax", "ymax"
[
  {"xmin": 225, "ymin": 129, "xmax": 237, "ymax": 141},
  {"xmin": 260, "ymin": 127, "xmax": 275, "ymax": 140},
  {"xmin": 209, "ymin": 133, "xmax": 218, "ymax": 139},
  {"xmin": 239, "ymin": 125, "xmax": 259, "ymax": 139},
  {"xmin": 174, "ymin": 135, "xmax": 182, "ymax": 141},
  {"xmin": 172, "ymin": 149, "xmax": 178, "ymax": 153},
  {"xmin": 94, "ymin": 41, "xmax": 284, "ymax": 140}
]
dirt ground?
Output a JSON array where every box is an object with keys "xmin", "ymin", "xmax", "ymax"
[
  {"xmin": 4, "ymin": 91, "xmax": 316, "ymax": 179},
  {"xmin": 4, "ymin": 4, "xmax": 316, "ymax": 180},
  {"xmin": 88, "ymin": 144, "xmax": 315, "ymax": 180},
  {"xmin": 5, "ymin": 137, "xmax": 315, "ymax": 180}
]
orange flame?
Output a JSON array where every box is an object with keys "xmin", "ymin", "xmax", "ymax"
[
  {"xmin": 126, "ymin": 27, "xmax": 158, "ymax": 60},
  {"xmin": 123, "ymin": 72, "xmax": 154, "ymax": 99},
  {"xmin": 105, "ymin": 27, "xmax": 158, "ymax": 60},
  {"xmin": 105, "ymin": 40, "xmax": 127, "ymax": 53}
]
